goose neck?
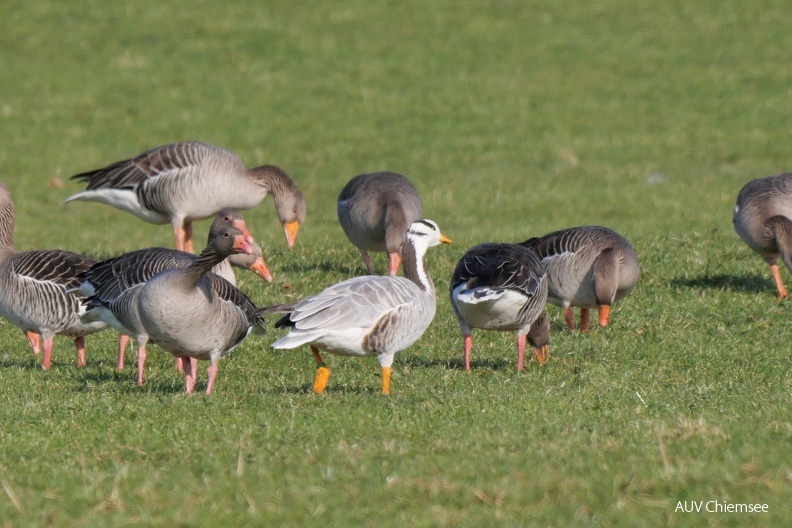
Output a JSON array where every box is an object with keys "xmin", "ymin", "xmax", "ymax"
[{"xmin": 401, "ymin": 238, "xmax": 433, "ymax": 294}]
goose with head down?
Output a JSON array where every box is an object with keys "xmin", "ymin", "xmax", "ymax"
[
  {"xmin": 450, "ymin": 243, "xmax": 549, "ymax": 371},
  {"xmin": 733, "ymin": 173, "xmax": 792, "ymax": 298},
  {"xmin": 65, "ymin": 141, "xmax": 306, "ymax": 252},
  {"xmin": 259, "ymin": 219, "xmax": 451, "ymax": 395},
  {"xmin": 79, "ymin": 210, "xmax": 272, "ymax": 386},
  {"xmin": 0, "ymin": 180, "xmax": 108, "ymax": 369},
  {"xmin": 520, "ymin": 226, "xmax": 639, "ymax": 331},
  {"xmin": 337, "ymin": 172, "xmax": 423, "ymax": 275},
  {"xmin": 136, "ymin": 226, "xmax": 264, "ymax": 394}
]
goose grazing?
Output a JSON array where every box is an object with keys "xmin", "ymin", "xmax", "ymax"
[
  {"xmin": 136, "ymin": 226, "xmax": 264, "ymax": 394},
  {"xmin": 520, "ymin": 226, "xmax": 639, "ymax": 331},
  {"xmin": 79, "ymin": 210, "xmax": 272, "ymax": 386},
  {"xmin": 64, "ymin": 141, "xmax": 307, "ymax": 252},
  {"xmin": 258, "ymin": 219, "xmax": 451, "ymax": 395},
  {"xmin": 450, "ymin": 243, "xmax": 549, "ymax": 371},
  {"xmin": 733, "ymin": 173, "xmax": 792, "ymax": 298},
  {"xmin": 0, "ymin": 180, "xmax": 108, "ymax": 369},
  {"xmin": 337, "ymin": 172, "xmax": 423, "ymax": 275}
]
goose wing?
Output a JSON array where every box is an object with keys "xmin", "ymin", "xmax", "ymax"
[
  {"xmin": 451, "ymin": 243, "xmax": 544, "ymax": 297},
  {"xmin": 71, "ymin": 142, "xmax": 220, "ymax": 190}
]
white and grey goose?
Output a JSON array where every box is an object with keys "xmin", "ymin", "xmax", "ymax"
[
  {"xmin": 733, "ymin": 173, "xmax": 792, "ymax": 298},
  {"xmin": 0, "ymin": 180, "xmax": 108, "ymax": 369},
  {"xmin": 64, "ymin": 141, "xmax": 307, "ymax": 252},
  {"xmin": 337, "ymin": 172, "xmax": 423, "ymax": 275},
  {"xmin": 258, "ymin": 219, "xmax": 451, "ymax": 395},
  {"xmin": 450, "ymin": 243, "xmax": 549, "ymax": 371},
  {"xmin": 520, "ymin": 226, "xmax": 639, "ymax": 331},
  {"xmin": 78, "ymin": 210, "xmax": 272, "ymax": 386},
  {"xmin": 136, "ymin": 226, "xmax": 264, "ymax": 394}
]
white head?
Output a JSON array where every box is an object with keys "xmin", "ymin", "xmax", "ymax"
[{"xmin": 405, "ymin": 219, "xmax": 452, "ymax": 251}]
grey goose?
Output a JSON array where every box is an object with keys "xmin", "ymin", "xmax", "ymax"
[
  {"xmin": 136, "ymin": 227, "xmax": 264, "ymax": 394},
  {"xmin": 0, "ymin": 180, "xmax": 108, "ymax": 369},
  {"xmin": 733, "ymin": 173, "xmax": 792, "ymax": 298},
  {"xmin": 65, "ymin": 141, "xmax": 306, "ymax": 252},
  {"xmin": 521, "ymin": 226, "xmax": 639, "ymax": 331},
  {"xmin": 337, "ymin": 172, "xmax": 423, "ymax": 275},
  {"xmin": 79, "ymin": 210, "xmax": 272, "ymax": 386}
]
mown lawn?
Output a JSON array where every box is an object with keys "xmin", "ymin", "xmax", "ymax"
[{"xmin": 0, "ymin": 1, "xmax": 790, "ymax": 526}]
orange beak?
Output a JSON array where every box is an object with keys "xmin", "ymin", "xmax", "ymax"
[
  {"xmin": 283, "ymin": 221, "xmax": 300, "ymax": 249},
  {"xmin": 533, "ymin": 345, "xmax": 549, "ymax": 365},
  {"xmin": 233, "ymin": 235, "xmax": 253, "ymax": 255},
  {"xmin": 248, "ymin": 256, "xmax": 273, "ymax": 282},
  {"xmin": 233, "ymin": 220, "xmax": 255, "ymax": 244}
]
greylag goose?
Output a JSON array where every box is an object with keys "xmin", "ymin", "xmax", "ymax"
[
  {"xmin": 64, "ymin": 141, "xmax": 307, "ymax": 252},
  {"xmin": 79, "ymin": 210, "xmax": 272, "ymax": 386},
  {"xmin": 0, "ymin": 180, "xmax": 108, "ymax": 369},
  {"xmin": 520, "ymin": 226, "xmax": 639, "ymax": 331},
  {"xmin": 733, "ymin": 173, "xmax": 792, "ymax": 298},
  {"xmin": 136, "ymin": 226, "xmax": 264, "ymax": 394},
  {"xmin": 258, "ymin": 219, "xmax": 451, "ymax": 395},
  {"xmin": 450, "ymin": 243, "xmax": 549, "ymax": 371},
  {"xmin": 337, "ymin": 172, "xmax": 423, "ymax": 275}
]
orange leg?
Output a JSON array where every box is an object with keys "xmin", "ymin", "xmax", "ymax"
[
  {"xmin": 579, "ymin": 309, "xmax": 590, "ymax": 333},
  {"xmin": 74, "ymin": 336, "xmax": 86, "ymax": 367},
  {"xmin": 463, "ymin": 333, "xmax": 473, "ymax": 371},
  {"xmin": 311, "ymin": 346, "xmax": 330, "ymax": 394},
  {"xmin": 183, "ymin": 222, "xmax": 194, "ymax": 254},
  {"xmin": 359, "ymin": 250, "xmax": 374, "ymax": 275},
  {"xmin": 183, "ymin": 356, "xmax": 196, "ymax": 395},
  {"xmin": 136, "ymin": 344, "xmax": 147, "ymax": 386},
  {"xmin": 516, "ymin": 334, "xmax": 526, "ymax": 371},
  {"xmin": 770, "ymin": 263, "xmax": 788, "ymax": 298},
  {"xmin": 598, "ymin": 305, "xmax": 611, "ymax": 328},
  {"xmin": 117, "ymin": 334, "xmax": 130, "ymax": 370},
  {"xmin": 206, "ymin": 363, "xmax": 218, "ymax": 395},
  {"xmin": 41, "ymin": 338, "xmax": 54, "ymax": 370},
  {"xmin": 25, "ymin": 331, "xmax": 41, "ymax": 355},
  {"xmin": 563, "ymin": 307, "xmax": 575, "ymax": 330},
  {"xmin": 381, "ymin": 366, "xmax": 392, "ymax": 396}
]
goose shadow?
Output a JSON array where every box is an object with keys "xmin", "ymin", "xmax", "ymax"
[
  {"xmin": 669, "ymin": 273, "xmax": 771, "ymax": 294},
  {"xmin": 401, "ymin": 355, "xmax": 519, "ymax": 372}
]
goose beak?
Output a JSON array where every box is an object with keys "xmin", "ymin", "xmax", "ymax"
[
  {"xmin": 248, "ymin": 256, "xmax": 273, "ymax": 282},
  {"xmin": 233, "ymin": 236, "xmax": 253, "ymax": 255},
  {"xmin": 233, "ymin": 220, "xmax": 255, "ymax": 244},
  {"xmin": 283, "ymin": 221, "xmax": 300, "ymax": 249},
  {"xmin": 440, "ymin": 234, "xmax": 453, "ymax": 244},
  {"xmin": 533, "ymin": 345, "xmax": 549, "ymax": 365},
  {"xmin": 387, "ymin": 252, "xmax": 401, "ymax": 276}
]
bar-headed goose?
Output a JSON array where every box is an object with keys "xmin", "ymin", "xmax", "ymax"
[
  {"xmin": 521, "ymin": 226, "xmax": 639, "ymax": 331},
  {"xmin": 337, "ymin": 172, "xmax": 423, "ymax": 275},
  {"xmin": 64, "ymin": 141, "xmax": 307, "ymax": 252},
  {"xmin": 136, "ymin": 227, "xmax": 264, "ymax": 394},
  {"xmin": 79, "ymin": 210, "xmax": 272, "ymax": 386},
  {"xmin": 450, "ymin": 243, "xmax": 549, "ymax": 371},
  {"xmin": 0, "ymin": 180, "xmax": 108, "ymax": 369},
  {"xmin": 259, "ymin": 219, "xmax": 451, "ymax": 395},
  {"xmin": 733, "ymin": 173, "xmax": 792, "ymax": 298}
]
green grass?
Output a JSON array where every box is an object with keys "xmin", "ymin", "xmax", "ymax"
[{"xmin": 1, "ymin": 0, "xmax": 791, "ymax": 525}]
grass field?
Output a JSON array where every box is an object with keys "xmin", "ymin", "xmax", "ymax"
[{"xmin": 1, "ymin": 0, "xmax": 790, "ymax": 526}]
